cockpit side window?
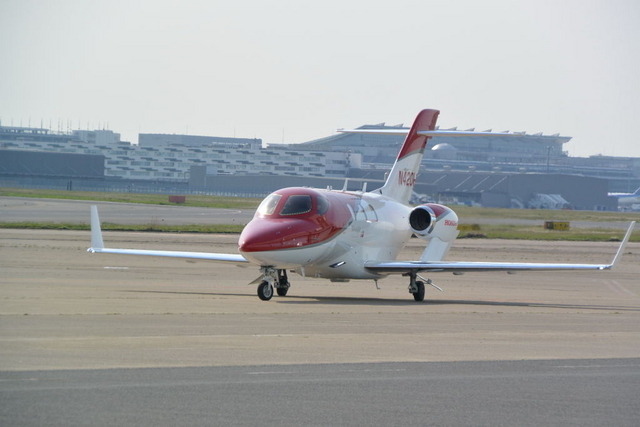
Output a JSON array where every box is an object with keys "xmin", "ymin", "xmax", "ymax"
[
  {"xmin": 317, "ymin": 195, "xmax": 330, "ymax": 215},
  {"xmin": 280, "ymin": 195, "xmax": 312, "ymax": 216},
  {"xmin": 257, "ymin": 194, "xmax": 282, "ymax": 216}
]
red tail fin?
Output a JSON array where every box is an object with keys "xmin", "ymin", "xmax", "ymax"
[
  {"xmin": 376, "ymin": 109, "xmax": 439, "ymax": 204},
  {"xmin": 396, "ymin": 109, "xmax": 440, "ymax": 161}
]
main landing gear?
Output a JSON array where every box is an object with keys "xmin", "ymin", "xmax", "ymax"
[
  {"xmin": 406, "ymin": 271, "xmax": 441, "ymax": 302},
  {"xmin": 257, "ymin": 267, "xmax": 290, "ymax": 301}
]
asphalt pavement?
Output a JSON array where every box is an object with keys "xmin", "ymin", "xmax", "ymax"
[{"xmin": 2, "ymin": 359, "xmax": 639, "ymax": 426}]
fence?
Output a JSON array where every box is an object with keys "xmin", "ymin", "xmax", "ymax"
[{"xmin": 0, "ymin": 176, "xmax": 268, "ymax": 199}]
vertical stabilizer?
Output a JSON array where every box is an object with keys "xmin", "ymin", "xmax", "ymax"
[{"xmin": 375, "ymin": 109, "xmax": 439, "ymax": 204}]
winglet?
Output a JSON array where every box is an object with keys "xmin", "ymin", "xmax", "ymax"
[
  {"xmin": 609, "ymin": 221, "xmax": 635, "ymax": 268},
  {"xmin": 89, "ymin": 205, "xmax": 104, "ymax": 251}
]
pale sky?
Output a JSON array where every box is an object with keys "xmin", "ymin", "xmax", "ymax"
[{"xmin": 1, "ymin": 0, "xmax": 639, "ymax": 157}]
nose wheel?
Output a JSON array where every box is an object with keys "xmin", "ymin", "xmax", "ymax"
[{"xmin": 257, "ymin": 281, "xmax": 274, "ymax": 301}]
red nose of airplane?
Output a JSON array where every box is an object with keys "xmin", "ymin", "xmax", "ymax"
[{"xmin": 239, "ymin": 217, "xmax": 328, "ymax": 253}]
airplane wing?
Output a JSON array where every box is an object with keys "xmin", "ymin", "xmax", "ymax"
[
  {"xmin": 87, "ymin": 205, "xmax": 249, "ymax": 263},
  {"xmin": 366, "ymin": 221, "xmax": 635, "ymax": 274}
]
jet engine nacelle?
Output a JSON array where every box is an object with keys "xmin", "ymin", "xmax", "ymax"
[{"xmin": 409, "ymin": 203, "xmax": 459, "ymax": 242}]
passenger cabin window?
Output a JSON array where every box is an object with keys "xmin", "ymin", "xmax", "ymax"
[
  {"xmin": 354, "ymin": 200, "xmax": 378, "ymax": 222},
  {"xmin": 280, "ymin": 195, "xmax": 312, "ymax": 216},
  {"xmin": 364, "ymin": 203, "xmax": 378, "ymax": 222}
]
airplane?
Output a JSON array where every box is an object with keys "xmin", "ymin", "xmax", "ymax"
[
  {"xmin": 609, "ymin": 187, "xmax": 640, "ymax": 210},
  {"xmin": 88, "ymin": 109, "xmax": 636, "ymax": 302}
]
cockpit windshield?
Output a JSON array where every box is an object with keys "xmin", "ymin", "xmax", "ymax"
[
  {"xmin": 257, "ymin": 191, "xmax": 331, "ymax": 217},
  {"xmin": 257, "ymin": 194, "xmax": 281, "ymax": 216},
  {"xmin": 280, "ymin": 195, "xmax": 312, "ymax": 215}
]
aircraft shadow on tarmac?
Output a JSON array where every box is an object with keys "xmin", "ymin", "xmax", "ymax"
[{"xmin": 125, "ymin": 290, "xmax": 640, "ymax": 311}]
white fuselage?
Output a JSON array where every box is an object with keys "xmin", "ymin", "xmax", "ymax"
[{"xmin": 240, "ymin": 191, "xmax": 413, "ymax": 280}]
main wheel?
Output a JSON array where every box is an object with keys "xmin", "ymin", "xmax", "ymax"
[
  {"xmin": 257, "ymin": 281, "xmax": 273, "ymax": 301},
  {"xmin": 413, "ymin": 281, "xmax": 425, "ymax": 302},
  {"xmin": 277, "ymin": 270, "xmax": 290, "ymax": 297}
]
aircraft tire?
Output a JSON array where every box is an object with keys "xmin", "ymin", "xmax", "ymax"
[
  {"xmin": 276, "ymin": 287, "xmax": 288, "ymax": 297},
  {"xmin": 413, "ymin": 281, "xmax": 425, "ymax": 302},
  {"xmin": 258, "ymin": 281, "xmax": 273, "ymax": 301}
]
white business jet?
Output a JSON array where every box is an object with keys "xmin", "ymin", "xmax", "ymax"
[
  {"xmin": 89, "ymin": 109, "xmax": 635, "ymax": 301},
  {"xmin": 609, "ymin": 187, "xmax": 640, "ymax": 210}
]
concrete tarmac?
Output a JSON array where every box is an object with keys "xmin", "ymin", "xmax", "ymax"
[
  {"xmin": 1, "ymin": 228, "xmax": 639, "ymax": 370},
  {"xmin": 1, "ymin": 222, "xmax": 639, "ymax": 424}
]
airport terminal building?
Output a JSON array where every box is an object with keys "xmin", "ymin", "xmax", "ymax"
[
  {"xmin": 0, "ymin": 126, "xmax": 360, "ymax": 182},
  {"xmin": 1, "ymin": 119, "xmax": 639, "ymax": 210},
  {"xmin": 299, "ymin": 123, "xmax": 569, "ymax": 166}
]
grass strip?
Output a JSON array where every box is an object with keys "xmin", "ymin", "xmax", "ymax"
[
  {"xmin": 452, "ymin": 205, "xmax": 639, "ymax": 223},
  {"xmin": 3, "ymin": 187, "xmax": 639, "ymax": 222},
  {"xmin": 0, "ymin": 188, "xmax": 261, "ymax": 209},
  {"xmin": 1, "ymin": 187, "xmax": 638, "ymax": 241},
  {"xmin": 458, "ymin": 224, "xmax": 639, "ymax": 242}
]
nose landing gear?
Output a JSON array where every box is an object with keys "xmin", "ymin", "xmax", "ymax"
[
  {"xmin": 257, "ymin": 280, "xmax": 274, "ymax": 301},
  {"xmin": 256, "ymin": 267, "xmax": 290, "ymax": 301}
]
